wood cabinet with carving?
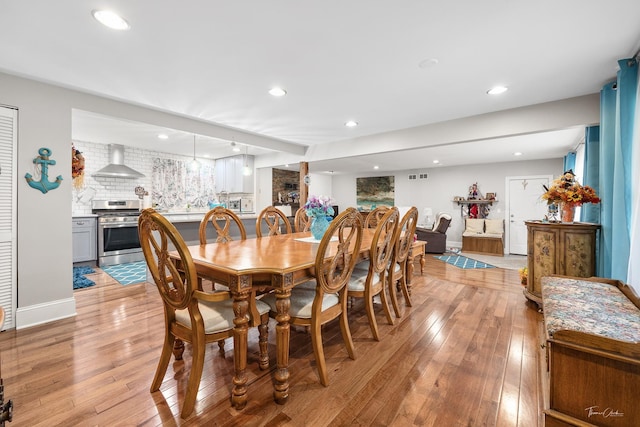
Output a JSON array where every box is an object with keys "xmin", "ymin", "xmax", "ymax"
[{"xmin": 523, "ymin": 221, "xmax": 600, "ymax": 308}]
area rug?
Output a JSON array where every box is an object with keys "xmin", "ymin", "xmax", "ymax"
[
  {"xmin": 101, "ymin": 261, "xmax": 147, "ymax": 285},
  {"xmin": 434, "ymin": 255, "xmax": 496, "ymax": 269},
  {"xmin": 73, "ymin": 266, "xmax": 96, "ymax": 289}
]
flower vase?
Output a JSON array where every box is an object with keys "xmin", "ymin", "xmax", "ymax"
[
  {"xmin": 310, "ymin": 215, "xmax": 329, "ymax": 240},
  {"xmin": 561, "ymin": 203, "xmax": 576, "ymax": 223}
]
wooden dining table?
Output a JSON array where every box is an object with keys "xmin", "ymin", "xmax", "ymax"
[{"xmin": 172, "ymin": 228, "xmax": 376, "ymax": 409}]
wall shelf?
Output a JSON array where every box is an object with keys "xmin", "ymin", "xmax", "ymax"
[{"xmin": 453, "ymin": 199, "xmax": 496, "ymax": 218}]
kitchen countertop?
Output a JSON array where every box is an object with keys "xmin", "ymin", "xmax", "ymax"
[
  {"xmin": 72, "ymin": 214, "xmax": 98, "ymax": 218},
  {"xmin": 161, "ymin": 211, "xmax": 257, "ymax": 222}
]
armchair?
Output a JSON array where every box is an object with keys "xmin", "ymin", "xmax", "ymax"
[{"xmin": 415, "ymin": 212, "xmax": 451, "ymax": 254}]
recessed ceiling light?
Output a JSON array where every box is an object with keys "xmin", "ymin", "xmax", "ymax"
[
  {"xmin": 487, "ymin": 86, "xmax": 508, "ymax": 95},
  {"xmin": 92, "ymin": 10, "xmax": 130, "ymax": 30},
  {"xmin": 433, "ymin": 160, "xmax": 440, "ymax": 164},
  {"xmin": 157, "ymin": 133, "xmax": 168, "ymax": 140},
  {"xmin": 284, "ymin": 164, "xmax": 290, "ymax": 167},
  {"xmin": 269, "ymin": 87, "xmax": 287, "ymax": 97},
  {"xmin": 514, "ymin": 152, "xmax": 523, "ymax": 156},
  {"xmin": 345, "ymin": 120, "xmax": 358, "ymax": 127},
  {"xmin": 418, "ymin": 58, "xmax": 439, "ymax": 69},
  {"xmin": 373, "ymin": 165, "xmax": 379, "ymax": 170}
]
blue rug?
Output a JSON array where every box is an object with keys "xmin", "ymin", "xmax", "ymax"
[
  {"xmin": 73, "ymin": 266, "xmax": 96, "ymax": 289},
  {"xmin": 434, "ymin": 255, "xmax": 496, "ymax": 269},
  {"xmin": 101, "ymin": 261, "xmax": 147, "ymax": 285}
]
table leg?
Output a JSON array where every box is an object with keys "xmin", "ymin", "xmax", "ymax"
[
  {"xmin": 231, "ymin": 291, "xmax": 250, "ymax": 409},
  {"xmin": 274, "ymin": 288, "xmax": 291, "ymax": 404},
  {"xmin": 407, "ymin": 257, "xmax": 415, "ymax": 285},
  {"xmin": 419, "ymin": 253, "xmax": 425, "ymax": 274}
]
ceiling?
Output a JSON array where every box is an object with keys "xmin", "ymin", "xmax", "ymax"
[{"xmin": 2, "ymin": 1, "xmax": 640, "ymax": 173}]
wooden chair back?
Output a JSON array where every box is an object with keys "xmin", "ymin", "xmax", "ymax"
[
  {"xmin": 388, "ymin": 206, "xmax": 418, "ymax": 317},
  {"xmin": 256, "ymin": 206, "xmax": 292, "ymax": 237},
  {"xmin": 364, "ymin": 205, "xmax": 391, "ymax": 229},
  {"xmin": 314, "ymin": 207, "xmax": 364, "ymax": 298},
  {"xmin": 369, "ymin": 207, "xmax": 399, "ymax": 275},
  {"xmin": 294, "ymin": 207, "xmax": 311, "ymax": 232},
  {"xmin": 199, "ymin": 206, "xmax": 247, "ymax": 243}
]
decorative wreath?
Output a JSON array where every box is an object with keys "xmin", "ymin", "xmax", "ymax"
[{"xmin": 72, "ymin": 144, "xmax": 85, "ymax": 189}]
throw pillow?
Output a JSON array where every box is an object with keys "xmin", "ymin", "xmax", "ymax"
[
  {"xmin": 465, "ymin": 218, "xmax": 485, "ymax": 234},
  {"xmin": 485, "ymin": 219, "xmax": 504, "ymax": 234},
  {"xmin": 435, "ymin": 217, "xmax": 451, "ymax": 233}
]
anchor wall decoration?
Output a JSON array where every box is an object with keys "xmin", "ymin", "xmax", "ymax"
[{"xmin": 25, "ymin": 147, "xmax": 63, "ymax": 194}]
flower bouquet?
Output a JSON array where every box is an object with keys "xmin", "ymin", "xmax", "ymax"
[
  {"xmin": 303, "ymin": 195, "xmax": 334, "ymax": 218},
  {"xmin": 541, "ymin": 170, "xmax": 600, "ymax": 222},
  {"xmin": 304, "ymin": 195, "xmax": 334, "ymax": 239}
]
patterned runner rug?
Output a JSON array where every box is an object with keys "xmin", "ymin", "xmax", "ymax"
[
  {"xmin": 101, "ymin": 261, "xmax": 147, "ymax": 285},
  {"xmin": 434, "ymin": 255, "xmax": 496, "ymax": 269}
]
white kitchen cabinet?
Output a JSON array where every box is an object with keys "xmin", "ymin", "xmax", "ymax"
[
  {"xmin": 215, "ymin": 155, "xmax": 254, "ymax": 194},
  {"xmin": 72, "ymin": 217, "xmax": 97, "ymax": 263}
]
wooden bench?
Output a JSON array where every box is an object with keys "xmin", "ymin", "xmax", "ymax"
[
  {"xmin": 541, "ymin": 275, "xmax": 640, "ymax": 426},
  {"xmin": 461, "ymin": 218, "xmax": 504, "ymax": 256}
]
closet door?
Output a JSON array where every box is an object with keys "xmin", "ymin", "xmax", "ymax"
[{"xmin": 0, "ymin": 106, "xmax": 17, "ymax": 330}]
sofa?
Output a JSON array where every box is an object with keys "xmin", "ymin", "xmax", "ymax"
[{"xmin": 415, "ymin": 213, "xmax": 451, "ymax": 254}]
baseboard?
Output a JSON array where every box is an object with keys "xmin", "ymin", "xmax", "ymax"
[{"xmin": 15, "ymin": 297, "xmax": 77, "ymax": 330}]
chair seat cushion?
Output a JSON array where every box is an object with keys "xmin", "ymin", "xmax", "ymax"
[
  {"xmin": 348, "ymin": 269, "xmax": 382, "ymax": 292},
  {"xmin": 261, "ymin": 285, "xmax": 340, "ymax": 319},
  {"xmin": 175, "ymin": 298, "xmax": 269, "ymax": 334}
]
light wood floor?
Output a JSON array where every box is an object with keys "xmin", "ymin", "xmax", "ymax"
[{"xmin": 0, "ymin": 256, "xmax": 544, "ymax": 426}]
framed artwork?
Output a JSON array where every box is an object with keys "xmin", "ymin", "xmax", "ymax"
[
  {"xmin": 356, "ymin": 176, "xmax": 395, "ymax": 211},
  {"xmin": 485, "ymin": 192, "xmax": 496, "ymax": 200}
]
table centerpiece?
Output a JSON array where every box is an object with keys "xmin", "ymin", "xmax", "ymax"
[
  {"xmin": 541, "ymin": 170, "xmax": 600, "ymax": 223},
  {"xmin": 304, "ymin": 195, "xmax": 335, "ymax": 239}
]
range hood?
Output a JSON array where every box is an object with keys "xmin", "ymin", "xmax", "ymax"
[{"xmin": 92, "ymin": 144, "xmax": 145, "ymax": 179}]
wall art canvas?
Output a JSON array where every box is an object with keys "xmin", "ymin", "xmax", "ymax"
[{"xmin": 356, "ymin": 176, "xmax": 395, "ymax": 211}]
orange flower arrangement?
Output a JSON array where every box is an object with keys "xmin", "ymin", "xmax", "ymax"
[{"xmin": 541, "ymin": 170, "xmax": 600, "ymax": 207}]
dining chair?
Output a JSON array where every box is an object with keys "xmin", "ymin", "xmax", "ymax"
[
  {"xmin": 293, "ymin": 207, "xmax": 311, "ymax": 232},
  {"xmin": 198, "ymin": 206, "xmax": 256, "ymax": 307},
  {"xmin": 261, "ymin": 207, "xmax": 363, "ymax": 386},
  {"xmin": 387, "ymin": 206, "xmax": 418, "ymax": 318},
  {"xmin": 138, "ymin": 208, "xmax": 270, "ymax": 418},
  {"xmin": 364, "ymin": 205, "xmax": 390, "ymax": 229},
  {"xmin": 256, "ymin": 206, "xmax": 292, "ymax": 237},
  {"xmin": 348, "ymin": 207, "xmax": 399, "ymax": 341},
  {"xmin": 199, "ymin": 206, "xmax": 247, "ymax": 243}
]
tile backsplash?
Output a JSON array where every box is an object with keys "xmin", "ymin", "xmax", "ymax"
[{"xmin": 71, "ymin": 141, "xmax": 222, "ymax": 215}]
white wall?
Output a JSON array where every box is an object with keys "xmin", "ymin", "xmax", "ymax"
[{"xmin": 331, "ymin": 158, "xmax": 563, "ymax": 248}]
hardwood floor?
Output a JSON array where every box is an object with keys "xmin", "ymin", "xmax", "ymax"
[{"xmin": 0, "ymin": 256, "xmax": 544, "ymax": 426}]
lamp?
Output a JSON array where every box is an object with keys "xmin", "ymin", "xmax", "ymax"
[
  {"xmin": 189, "ymin": 135, "xmax": 200, "ymax": 171},
  {"xmin": 422, "ymin": 208, "xmax": 433, "ymax": 229},
  {"xmin": 242, "ymin": 145, "xmax": 252, "ymax": 176}
]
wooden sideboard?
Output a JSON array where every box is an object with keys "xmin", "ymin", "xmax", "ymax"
[{"xmin": 524, "ymin": 221, "xmax": 600, "ymax": 308}]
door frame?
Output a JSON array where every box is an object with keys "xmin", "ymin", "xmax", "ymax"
[{"xmin": 504, "ymin": 174, "xmax": 552, "ymax": 254}]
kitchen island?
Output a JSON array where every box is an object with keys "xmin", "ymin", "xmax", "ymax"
[{"xmin": 160, "ymin": 210, "xmax": 258, "ymax": 243}]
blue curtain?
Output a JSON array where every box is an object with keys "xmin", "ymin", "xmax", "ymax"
[
  {"xmin": 581, "ymin": 126, "xmax": 600, "ymax": 224},
  {"xmin": 563, "ymin": 151, "xmax": 576, "ymax": 172},
  {"xmin": 598, "ymin": 57, "xmax": 638, "ymax": 281}
]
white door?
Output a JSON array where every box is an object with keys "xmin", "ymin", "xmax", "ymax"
[
  {"xmin": 0, "ymin": 106, "xmax": 17, "ymax": 330},
  {"xmin": 507, "ymin": 176, "xmax": 551, "ymax": 255}
]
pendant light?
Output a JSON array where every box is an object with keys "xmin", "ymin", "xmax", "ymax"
[
  {"xmin": 242, "ymin": 145, "xmax": 252, "ymax": 176},
  {"xmin": 190, "ymin": 135, "xmax": 200, "ymax": 171}
]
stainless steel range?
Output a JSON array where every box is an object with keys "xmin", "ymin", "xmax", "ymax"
[{"xmin": 92, "ymin": 200, "xmax": 144, "ymax": 267}]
